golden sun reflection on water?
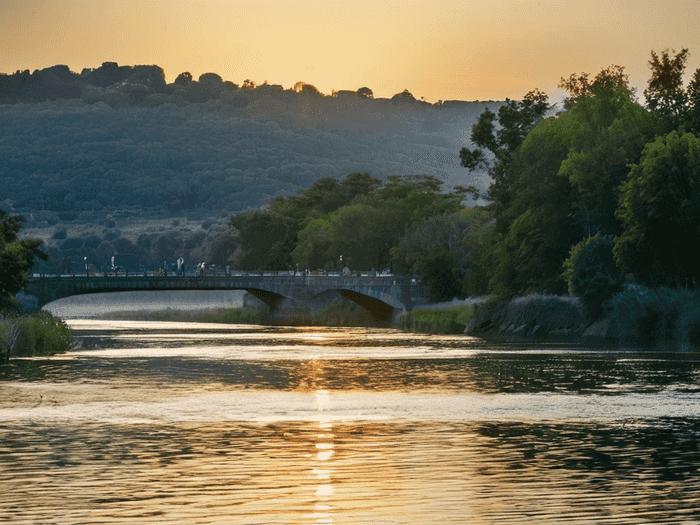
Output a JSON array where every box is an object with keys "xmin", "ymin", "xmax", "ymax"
[{"xmin": 2, "ymin": 320, "xmax": 700, "ymax": 523}]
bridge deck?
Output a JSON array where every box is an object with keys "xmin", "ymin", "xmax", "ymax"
[{"xmin": 23, "ymin": 273, "xmax": 429, "ymax": 315}]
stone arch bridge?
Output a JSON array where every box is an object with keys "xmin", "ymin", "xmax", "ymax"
[{"xmin": 23, "ymin": 273, "xmax": 428, "ymax": 325}]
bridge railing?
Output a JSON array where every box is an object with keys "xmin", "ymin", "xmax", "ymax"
[{"xmin": 29, "ymin": 271, "xmax": 423, "ymax": 287}]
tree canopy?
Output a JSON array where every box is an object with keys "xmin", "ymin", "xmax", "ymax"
[
  {"xmin": 458, "ymin": 49, "xmax": 700, "ymax": 302},
  {"xmin": 0, "ymin": 210, "xmax": 47, "ymax": 311}
]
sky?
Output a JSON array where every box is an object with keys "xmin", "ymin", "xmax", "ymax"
[{"xmin": 1, "ymin": 0, "xmax": 699, "ymax": 103}]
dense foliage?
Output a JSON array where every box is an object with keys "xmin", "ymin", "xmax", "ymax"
[
  {"xmin": 230, "ymin": 172, "xmax": 475, "ymax": 300},
  {"xmin": 459, "ymin": 48, "xmax": 700, "ymax": 322},
  {"xmin": 1, "ymin": 311, "xmax": 73, "ymax": 362},
  {"xmin": 0, "ymin": 211, "xmax": 47, "ymax": 310}
]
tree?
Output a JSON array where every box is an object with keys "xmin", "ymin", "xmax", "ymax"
[
  {"xmin": 174, "ymin": 72, "xmax": 193, "ymax": 85},
  {"xmin": 419, "ymin": 249, "xmax": 463, "ymax": 303},
  {"xmin": 294, "ymin": 81, "xmax": 322, "ymax": 96},
  {"xmin": 392, "ymin": 213, "xmax": 472, "ymax": 276},
  {"xmin": 644, "ymin": 48, "xmax": 690, "ymax": 129},
  {"xmin": 0, "ymin": 211, "xmax": 48, "ymax": 311},
  {"xmin": 559, "ymin": 65, "xmax": 635, "ymax": 111},
  {"xmin": 290, "ymin": 217, "xmax": 333, "ymax": 270},
  {"xmin": 230, "ymin": 210, "xmax": 299, "ymax": 270},
  {"xmin": 615, "ymin": 130, "xmax": 700, "ymax": 288},
  {"xmin": 465, "ymin": 65, "xmax": 655, "ymax": 299},
  {"xmin": 357, "ymin": 87, "xmax": 373, "ymax": 99},
  {"xmin": 327, "ymin": 205, "xmax": 402, "ymax": 270},
  {"xmin": 340, "ymin": 172, "xmax": 381, "ymax": 199},
  {"xmin": 563, "ymin": 234, "xmax": 624, "ymax": 321},
  {"xmin": 459, "ymin": 89, "xmax": 550, "ymax": 204},
  {"xmin": 392, "ymin": 89, "xmax": 415, "ymax": 100},
  {"xmin": 687, "ymin": 67, "xmax": 700, "ymax": 134}
]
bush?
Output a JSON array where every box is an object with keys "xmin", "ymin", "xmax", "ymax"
[
  {"xmin": 1, "ymin": 311, "xmax": 73, "ymax": 361},
  {"xmin": 563, "ymin": 235, "xmax": 625, "ymax": 321},
  {"xmin": 605, "ymin": 284, "xmax": 698, "ymax": 344}
]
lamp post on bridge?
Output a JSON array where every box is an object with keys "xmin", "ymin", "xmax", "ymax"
[{"xmin": 84, "ymin": 257, "xmax": 88, "ymax": 277}]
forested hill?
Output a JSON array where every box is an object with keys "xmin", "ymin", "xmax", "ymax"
[{"xmin": 1, "ymin": 62, "xmax": 499, "ymax": 228}]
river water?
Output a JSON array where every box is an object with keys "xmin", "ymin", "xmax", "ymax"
[{"xmin": 2, "ymin": 320, "xmax": 700, "ymax": 524}]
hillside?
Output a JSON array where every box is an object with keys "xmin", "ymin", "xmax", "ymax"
[{"xmin": 1, "ymin": 62, "xmax": 499, "ymax": 273}]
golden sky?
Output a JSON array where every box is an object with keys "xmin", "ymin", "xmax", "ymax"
[{"xmin": 1, "ymin": 0, "xmax": 698, "ymax": 102}]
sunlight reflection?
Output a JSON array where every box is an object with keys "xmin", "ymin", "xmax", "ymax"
[
  {"xmin": 315, "ymin": 484, "xmax": 334, "ymax": 497},
  {"xmin": 310, "ymin": 418, "xmax": 335, "ymax": 523},
  {"xmin": 304, "ymin": 513, "xmax": 333, "ymax": 525},
  {"xmin": 316, "ymin": 390, "xmax": 330, "ymax": 411}
]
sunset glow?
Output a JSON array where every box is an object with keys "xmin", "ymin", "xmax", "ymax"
[{"xmin": 2, "ymin": 0, "xmax": 698, "ymax": 102}]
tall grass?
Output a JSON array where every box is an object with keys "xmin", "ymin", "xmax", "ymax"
[
  {"xmin": 395, "ymin": 305, "xmax": 476, "ymax": 334},
  {"xmin": 1, "ymin": 311, "xmax": 74, "ymax": 362},
  {"xmin": 92, "ymin": 307, "xmax": 271, "ymax": 325},
  {"xmin": 311, "ymin": 301, "xmax": 376, "ymax": 326},
  {"xmin": 606, "ymin": 284, "xmax": 700, "ymax": 346}
]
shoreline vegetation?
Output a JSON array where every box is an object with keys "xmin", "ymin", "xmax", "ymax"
[
  {"xmin": 0, "ymin": 311, "xmax": 74, "ymax": 363},
  {"xmin": 88, "ymin": 286, "xmax": 700, "ymax": 350},
  {"xmin": 4, "ymin": 285, "xmax": 700, "ymax": 365}
]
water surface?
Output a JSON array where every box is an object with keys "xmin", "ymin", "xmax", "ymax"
[{"xmin": 1, "ymin": 320, "xmax": 699, "ymax": 524}]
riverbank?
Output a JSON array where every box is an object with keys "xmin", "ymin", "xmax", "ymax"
[
  {"xmin": 464, "ymin": 291, "xmax": 700, "ymax": 349},
  {"xmin": 82, "ymin": 288, "xmax": 700, "ymax": 349}
]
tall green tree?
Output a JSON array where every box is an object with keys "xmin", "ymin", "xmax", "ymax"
[
  {"xmin": 644, "ymin": 48, "xmax": 690, "ymax": 131},
  {"xmin": 459, "ymin": 89, "xmax": 550, "ymax": 208},
  {"xmin": 615, "ymin": 130, "xmax": 700, "ymax": 288},
  {"xmin": 462, "ymin": 65, "xmax": 654, "ymax": 298},
  {"xmin": 0, "ymin": 211, "xmax": 48, "ymax": 311},
  {"xmin": 230, "ymin": 210, "xmax": 299, "ymax": 270}
]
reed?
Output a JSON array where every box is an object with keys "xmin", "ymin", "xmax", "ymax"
[
  {"xmin": 1, "ymin": 311, "xmax": 74, "ymax": 362},
  {"xmin": 395, "ymin": 305, "xmax": 476, "ymax": 334}
]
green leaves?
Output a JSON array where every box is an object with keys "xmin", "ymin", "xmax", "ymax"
[
  {"xmin": 233, "ymin": 173, "xmax": 469, "ymax": 274},
  {"xmin": 0, "ymin": 211, "xmax": 47, "ymax": 310},
  {"xmin": 615, "ymin": 130, "xmax": 700, "ymax": 287}
]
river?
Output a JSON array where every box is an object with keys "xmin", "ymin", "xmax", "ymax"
[{"xmin": 1, "ymin": 319, "xmax": 700, "ymax": 524}]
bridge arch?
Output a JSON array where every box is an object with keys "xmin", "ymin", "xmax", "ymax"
[
  {"xmin": 22, "ymin": 274, "xmax": 426, "ymax": 324},
  {"xmin": 336, "ymin": 289, "xmax": 399, "ymax": 325}
]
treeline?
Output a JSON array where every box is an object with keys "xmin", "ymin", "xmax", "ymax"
[
  {"xmin": 230, "ymin": 172, "xmax": 483, "ymax": 302},
  {"xmin": 229, "ymin": 47, "xmax": 700, "ymax": 334},
  {"xmin": 1, "ymin": 63, "xmax": 493, "ymax": 224},
  {"xmin": 0, "ymin": 62, "xmax": 486, "ymax": 107},
  {"xmin": 459, "ymin": 48, "xmax": 700, "ymax": 327}
]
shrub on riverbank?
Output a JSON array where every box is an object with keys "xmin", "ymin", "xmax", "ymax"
[
  {"xmin": 606, "ymin": 284, "xmax": 700, "ymax": 346},
  {"xmin": 464, "ymin": 293, "xmax": 585, "ymax": 339},
  {"xmin": 1, "ymin": 311, "xmax": 73, "ymax": 362},
  {"xmin": 395, "ymin": 305, "xmax": 476, "ymax": 334}
]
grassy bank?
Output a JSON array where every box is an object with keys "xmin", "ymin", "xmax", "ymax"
[
  {"xmin": 91, "ymin": 307, "xmax": 272, "ymax": 325},
  {"xmin": 311, "ymin": 301, "xmax": 377, "ymax": 327},
  {"xmin": 1, "ymin": 311, "xmax": 74, "ymax": 362},
  {"xmin": 395, "ymin": 305, "xmax": 477, "ymax": 334},
  {"xmin": 90, "ymin": 302, "xmax": 478, "ymax": 333}
]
